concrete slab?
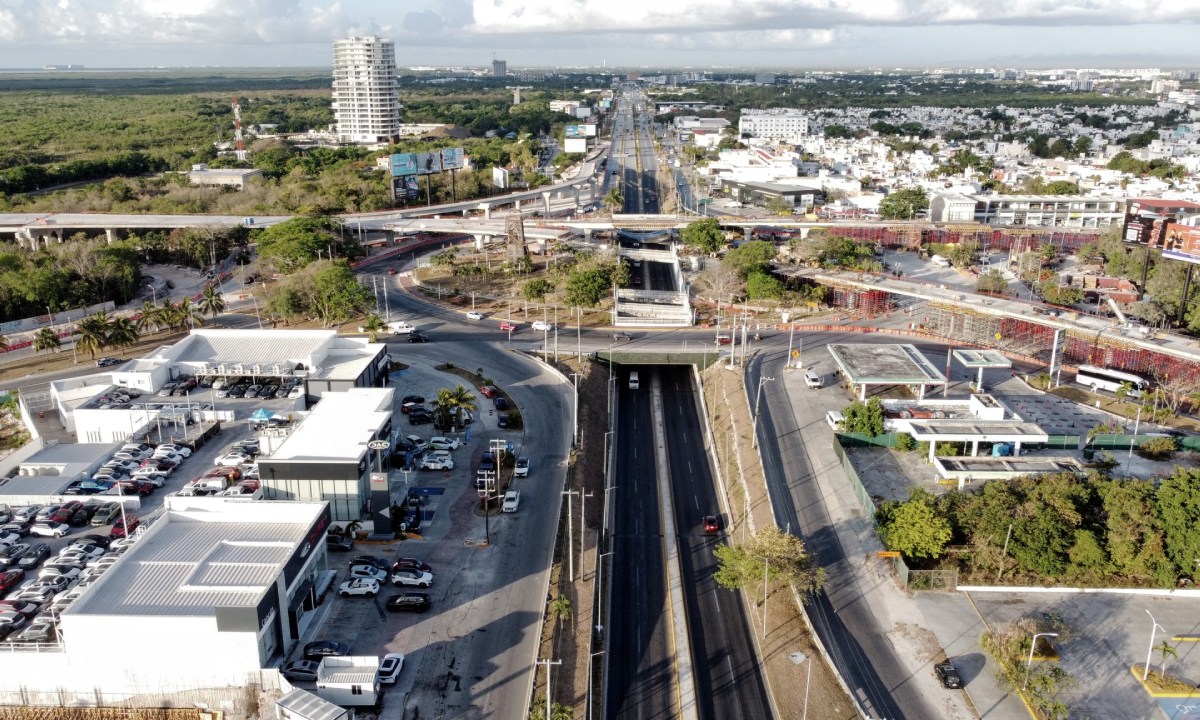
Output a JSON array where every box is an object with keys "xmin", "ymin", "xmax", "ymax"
[{"xmin": 828, "ymin": 343, "xmax": 947, "ymax": 385}]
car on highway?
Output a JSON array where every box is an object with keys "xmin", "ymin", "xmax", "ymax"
[
  {"xmin": 498, "ymin": 321, "xmax": 518, "ymax": 332},
  {"xmin": 502, "ymin": 490, "xmax": 521, "ymax": 513},
  {"xmin": 704, "ymin": 515, "xmax": 720, "ymax": 534},
  {"xmin": 466, "ymin": 311, "xmax": 484, "ymax": 320},
  {"xmin": 303, "ymin": 640, "xmax": 351, "ymax": 662},
  {"xmin": 337, "ymin": 578, "xmax": 381, "ymax": 598},
  {"xmin": 531, "ymin": 320, "xmax": 552, "ymax": 331},
  {"xmin": 613, "ymin": 331, "xmax": 632, "ymax": 341},
  {"xmin": 935, "ymin": 661, "xmax": 963, "ymax": 689},
  {"xmin": 379, "ymin": 653, "xmax": 405, "ymax": 684},
  {"xmin": 514, "ymin": 457, "xmax": 529, "ymax": 477},
  {"xmin": 715, "ymin": 334, "xmax": 733, "ymax": 345},
  {"xmin": 386, "ymin": 268, "xmax": 398, "ymax": 275},
  {"xmin": 386, "ymin": 593, "xmax": 431, "ymax": 613},
  {"xmin": 390, "ymin": 568, "xmax": 433, "ymax": 588},
  {"xmin": 95, "ymin": 357, "xmax": 125, "ymax": 367},
  {"xmin": 281, "ymin": 660, "xmax": 320, "ymax": 683}
]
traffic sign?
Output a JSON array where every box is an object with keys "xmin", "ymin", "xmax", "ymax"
[{"xmin": 877, "ymin": 551, "xmax": 901, "ymax": 558}]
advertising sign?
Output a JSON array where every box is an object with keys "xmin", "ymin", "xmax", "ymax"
[
  {"xmin": 564, "ymin": 137, "xmax": 588, "ymax": 154},
  {"xmin": 1162, "ymin": 222, "xmax": 1200, "ymax": 266},
  {"xmin": 565, "ymin": 125, "xmax": 586, "ymax": 139},
  {"xmin": 492, "ymin": 167, "xmax": 509, "ymax": 189},
  {"xmin": 390, "ymin": 153, "xmax": 418, "ymax": 177},
  {"xmin": 440, "ymin": 147, "xmax": 466, "ymax": 170},
  {"xmin": 583, "ymin": 124, "xmax": 597, "ymax": 137},
  {"xmin": 416, "ymin": 151, "xmax": 443, "ymax": 175},
  {"xmin": 404, "ymin": 176, "xmax": 419, "ymax": 198}
]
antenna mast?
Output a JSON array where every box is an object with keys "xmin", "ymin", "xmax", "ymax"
[{"xmin": 232, "ymin": 95, "xmax": 248, "ymax": 161}]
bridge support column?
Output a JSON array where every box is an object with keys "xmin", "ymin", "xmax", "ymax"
[
  {"xmin": 542, "ymin": 191, "xmax": 552, "ymax": 215},
  {"xmin": 473, "ymin": 234, "xmax": 492, "ymax": 251},
  {"xmin": 744, "ymin": 227, "xmax": 752, "ymax": 242},
  {"xmin": 105, "ymin": 228, "xmax": 116, "ymax": 244},
  {"xmin": 480, "ymin": 203, "xmax": 493, "ymax": 220},
  {"xmin": 588, "ymin": 179, "xmax": 597, "ymax": 207},
  {"xmin": 800, "ymin": 228, "xmax": 811, "ymax": 239},
  {"xmin": 573, "ymin": 186, "xmax": 581, "ymax": 212}
]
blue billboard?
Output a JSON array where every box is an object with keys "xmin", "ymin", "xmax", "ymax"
[{"xmin": 390, "ymin": 153, "xmax": 418, "ymax": 177}]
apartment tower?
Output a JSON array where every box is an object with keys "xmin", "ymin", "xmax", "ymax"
[{"xmin": 332, "ymin": 36, "xmax": 401, "ymax": 144}]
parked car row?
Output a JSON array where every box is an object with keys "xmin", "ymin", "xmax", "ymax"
[{"xmin": 213, "ymin": 376, "xmax": 303, "ymax": 400}]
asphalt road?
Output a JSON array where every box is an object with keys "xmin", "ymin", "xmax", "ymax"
[
  {"xmin": 607, "ymin": 365, "xmax": 675, "ymax": 720},
  {"xmin": 661, "ymin": 365, "xmax": 772, "ymax": 720},
  {"xmin": 746, "ymin": 334, "xmax": 938, "ymax": 720}
]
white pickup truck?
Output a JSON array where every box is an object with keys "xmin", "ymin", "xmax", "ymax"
[{"xmin": 387, "ymin": 321, "xmax": 416, "ymax": 335}]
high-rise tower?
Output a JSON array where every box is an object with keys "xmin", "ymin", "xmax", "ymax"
[{"xmin": 332, "ymin": 36, "xmax": 401, "ymax": 144}]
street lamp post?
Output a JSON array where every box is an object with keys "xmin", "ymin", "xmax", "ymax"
[
  {"xmin": 1143, "ymin": 610, "xmax": 1165, "ymax": 681},
  {"xmin": 145, "ymin": 284, "xmax": 157, "ymax": 304},
  {"xmin": 570, "ymin": 373, "xmax": 580, "ymax": 447},
  {"xmin": 1024, "ymin": 632, "xmax": 1059, "ymax": 689},
  {"xmin": 752, "ymin": 376, "xmax": 775, "ymax": 449}
]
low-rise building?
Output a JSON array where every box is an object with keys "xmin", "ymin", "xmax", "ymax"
[
  {"xmin": 186, "ymin": 166, "xmax": 263, "ymax": 190},
  {"xmin": 738, "ymin": 109, "xmax": 809, "ymax": 142}
]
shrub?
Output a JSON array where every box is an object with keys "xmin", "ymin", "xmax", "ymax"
[
  {"xmin": 1136, "ymin": 436, "xmax": 1178, "ymax": 461},
  {"xmin": 895, "ymin": 434, "xmax": 917, "ymax": 452}
]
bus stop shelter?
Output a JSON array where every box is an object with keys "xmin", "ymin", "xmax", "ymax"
[
  {"xmin": 952, "ymin": 349, "xmax": 1012, "ymax": 392},
  {"xmin": 826, "ymin": 343, "xmax": 948, "ymax": 400}
]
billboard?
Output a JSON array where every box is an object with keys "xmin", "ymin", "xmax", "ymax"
[
  {"xmin": 1162, "ymin": 222, "xmax": 1200, "ymax": 266},
  {"xmin": 565, "ymin": 125, "xmax": 586, "ymax": 139},
  {"xmin": 564, "ymin": 137, "xmax": 587, "ymax": 154},
  {"xmin": 390, "ymin": 153, "xmax": 418, "ymax": 177},
  {"xmin": 440, "ymin": 147, "xmax": 466, "ymax": 170},
  {"xmin": 416, "ymin": 151, "xmax": 443, "ymax": 175},
  {"xmin": 583, "ymin": 124, "xmax": 597, "ymax": 137},
  {"xmin": 492, "ymin": 167, "xmax": 509, "ymax": 189},
  {"xmin": 404, "ymin": 176, "xmax": 419, "ymax": 199}
]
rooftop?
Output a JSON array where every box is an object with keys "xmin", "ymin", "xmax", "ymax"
[
  {"xmin": 165, "ymin": 329, "xmax": 335, "ymax": 368},
  {"xmin": 953, "ymin": 349, "xmax": 1013, "ymax": 369},
  {"xmin": 908, "ymin": 420, "xmax": 1048, "ymax": 442},
  {"xmin": 276, "ymin": 689, "xmax": 348, "ymax": 720},
  {"xmin": 67, "ymin": 497, "xmax": 326, "ymax": 618},
  {"xmin": 268, "ymin": 388, "xmax": 393, "ymax": 463},
  {"xmin": 827, "ymin": 343, "xmax": 948, "ymax": 385}
]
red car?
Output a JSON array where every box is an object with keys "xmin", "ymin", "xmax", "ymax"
[
  {"xmin": 714, "ymin": 335, "xmax": 733, "ymax": 346},
  {"xmin": 387, "ymin": 268, "xmax": 399, "ymax": 275},
  {"xmin": 498, "ymin": 321, "xmax": 518, "ymax": 332},
  {"xmin": 479, "ymin": 385, "xmax": 499, "ymax": 399},
  {"xmin": 703, "ymin": 515, "xmax": 720, "ymax": 534},
  {"xmin": 117, "ymin": 480, "xmax": 155, "ymax": 497},
  {"xmin": 49, "ymin": 501, "xmax": 83, "ymax": 524},
  {"xmin": 110, "ymin": 515, "xmax": 140, "ymax": 539},
  {"xmin": 0, "ymin": 569, "xmax": 24, "ymax": 595}
]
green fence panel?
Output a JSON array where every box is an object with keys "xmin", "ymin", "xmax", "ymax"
[
  {"xmin": 832, "ymin": 436, "xmax": 879, "ymax": 525},
  {"xmin": 1044, "ymin": 435, "xmax": 1082, "ymax": 450},
  {"xmin": 836, "ymin": 432, "xmax": 899, "ymax": 449},
  {"xmin": 1090, "ymin": 434, "xmax": 1138, "ymax": 450},
  {"xmin": 1182, "ymin": 436, "xmax": 1200, "ymax": 453}
]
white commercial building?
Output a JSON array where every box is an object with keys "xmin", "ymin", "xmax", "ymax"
[
  {"xmin": 0, "ymin": 497, "xmax": 333, "ymax": 709},
  {"xmin": 738, "ymin": 109, "xmax": 809, "ymax": 142},
  {"xmin": 332, "ymin": 36, "xmax": 401, "ymax": 144}
]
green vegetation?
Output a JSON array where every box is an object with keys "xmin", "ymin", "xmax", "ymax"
[
  {"xmin": 898, "ymin": 468, "xmax": 1200, "ymax": 587},
  {"xmin": 435, "ymin": 385, "xmax": 478, "ymax": 432},
  {"xmin": 877, "ymin": 489, "xmax": 952, "ymax": 560},
  {"xmin": 801, "ymin": 233, "xmax": 880, "ymax": 272},
  {"xmin": 713, "ymin": 525, "xmax": 824, "ymax": 596},
  {"xmin": 723, "ymin": 240, "xmax": 777, "ymax": 280},
  {"xmin": 841, "ymin": 398, "xmax": 886, "ymax": 436},
  {"xmin": 0, "ymin": 238, "xmax": 144, "ymax": 323},
  {"xmin": 977, "ymin": 269, "xmax": 1010, "ymax": 295},
  {"xmin": 255, "ymin": 217, "xmax": 363, "ymax": 274},
  {"xmin": 980, "ymin": 617, "xmax": 1075, "ymax": 719},
  {"xmin": 1106, "ymin": 150, "xmax": 1186, "ymax": 180},
  {"xmin": 879, "ymin": 187, "xmax": 928, "ymax": 220},
  {"xmin": 680, "ymin": 218, "xmax": 725, "ymax": 254},
  {"xmin": 261, "ymin": 260, "xmax": 374, "ymax": 328}
]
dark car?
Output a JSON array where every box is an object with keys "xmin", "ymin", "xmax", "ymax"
[
  {"xmin": 326, "ymin": 535, "xmax": 354, "ymax": 552},
  {"xmin": 493, "ymin": 397, "xmax": 509, "ymax": 411},
  {"xmin": 227, "ymin": 384, "xmax": 248, "ymax": 398},
  {"xmin": 408, "ymin": 411, "xmax": 431, "ymax": 426},
  {"xmin": 15, "ymin": 544, "xmax": 50, "ymax": 570},
  {"xmin": 935, "ymin": 661, "xmax": 963, "ymax": 689},
  {"xmin": 497, "ymin": 414, "xmax": 510, "ymax": 428},
  {"xmin": 303, "ymin": 640, "xmax": 351, "ymax": 662},
  {"xmin": 281, "ymin": 660, "xmax": 320, "ymax": 682},
  {"xmin": 400, "ymin": 396, "xmax": 425, "ymax": 413},
  {"xmin": 351, "ymin": 555, "xmax": 390, "ymax": 571},
  {"xmin": 69, "ymin": 507, "xmax": 97, "ymax": 527},
  {"xmin": 391, "ymin": 557, "xmax": 432, "ymax": 573},
  {"xmin": 386, "ymin": 592, "xmax": 432, "ymax": 613},
  {"xmin": 71, "ymin": 534, "xmax": 112, "ymax": 549},
  {"xmin": 0, "ymin": 544, "xmax": 28, "ymax": 568},
  {"xmin": 613, "ymin": 331, "xmax": 632, "ymax": 341},
  {"xmin": 407, "ymin": 332, "xmax": 429, "ymax": 343}
]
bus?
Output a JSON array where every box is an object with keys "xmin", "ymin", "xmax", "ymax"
[{"xmin": 1075, "ymin": 364, "xmax": 1148, "ymax": 397}]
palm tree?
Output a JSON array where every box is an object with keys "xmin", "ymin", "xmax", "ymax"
[
  {"xmin": 437, "ymin": 385, "xmax": 478, "ymax": 431},
  {"xmin": 603, "ymin": 187, "xmax": 623, "ymax": 213},
  {"xmin": 106, "ymin": 317, "xmax": 140, "ymax": 349},
  {"xmin": 32, "ymin": 328, "xmax": 60, "ymax": 354},
  {"xmin": 0, "ymin": 334, "xmax": 8, "ymax": 354},
  {"xmin": 549, "ymin": 596, "xmax": 572, "ymax": 632},
  {"xmin": 76, "ymin": 312, "xmax": 111, "ymax": 359},
  {"xmin": 135, "ymin": 300, "xmax": 161, "ymax": 333},
  {"xmin": 1158, "ymin": 640, "xmax": 1178, "ymax": 677},
  {"xmin": 175, "ymin": 298, "xmax": 205, "ymax": 329},
  {"xmin": 198, "ymin": 285, "xmax": 226, "ymax": 320},
  {"xmin": 360, "ymin": 313, "xmax": 386, "ymax": 342}
]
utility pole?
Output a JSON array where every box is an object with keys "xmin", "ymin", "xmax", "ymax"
[
  {"xmin": 581, "ymin": 491, "xmax": 593, "ymax": 577},
  {"xmin": 538, "ymin": 658, "xmax": 562, "ymax": 720},
  {"xmin": 563, "ymin": 490, "xmax": 579, "ymax": 581}
]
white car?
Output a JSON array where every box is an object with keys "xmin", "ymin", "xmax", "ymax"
[
  {"xmin": 337, "ymin": 578, "xmax": 381, "ymax": 598},
  {"xmin": 151, "ymin": 451, "xmax": 185, "ymax": 465},
  {"xmin": 532, "ymin": 320, "xmax": 553, "ymax": 332},
  {"xmin": 213, "ymin": 452, "xmax": 251, "ymax": 467},
  {"xmin": 825, "ymin": 410, "xmax": 845, "ymax": 431},
  {"xmin": 379, "ymin": 652, "xmax": 405, "ymax": 684},
  {"xmin": 130, "ymin": 471, "xmax": 166, "ymax": 487},
  {"xmin": 390, "ymin": 569, "xmax": 433, "ymax": 588},
  {"xmin": 427, "ymin": 436, "xmax": 461, "ymax": 451},
  {"xmin": 111, "ymin": 452, "xmax": 145, "ymax": 463},
  {"xmin": 419, "ymin": 455, "xmax": 454, "ymax": 471},
  {"xmin": 502, "ymin": 490, "xmax": 521, "ymax": 513},
  {"xmin": 514, "ymin": 457, "xmax": 529, "ymax": 478},
  {"xmin": 465, "ymin": 311, "xmax": 484, "ymax": 321},
  {"xmin": 30, "ymin": 522, "xmax": 70, "ymax": 539},
  {"xmin": 154, "ymin": 443, "xmax": 192, "ymax": 458},
  {"xmin": 347, "ymin": 565, "xmax": 388, "ymax": 582}
]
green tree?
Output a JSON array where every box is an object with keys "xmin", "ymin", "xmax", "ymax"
[
  {"xmin": 977, "ymin": 269, "xmax": 1009, "ymax": 295},
  {"xmin": 766, "ymin": 197, "xmax": 793, "ymax": 216},
  {"xmin": 198, "ymin": 285, "xmax": 226, "ymax": 319},
  {"xmin": 76, "ymin": 311, "xmax": 111, "ymax": 359},
  {"xmin": 32, "ymin": 327, "xmax": 59, "ymax": 354},
  {"xmin": 430, "ymin": 248, "xmax": 459, "ymax": 267},
  {"xmin": 680, "ymin": 218, "xmax": 725, "ymax": 254},
  {"xmin": 134, "ymin": 300, "xmax": 162, "ymax": 333},
  {"xmin": 255, "ymin": 216, "xmax": 352, "ymax": 274},
  {"xmin": 435, "ymin": 385, "xmax": 478, "ymax": 430},
  {"xmin": 841, "ymin": 398, "xmax": 885, "ymax": 436},
  {"xmin": 106, "ymin": 317, "xmax": 140, "ymax": 349},
  {"xmin": 523, "ymin": 278, "xmax": 554, "ymax": 301},
  {"xmin": 746, "ymin": 271, "xmax": 784, "ymax": 300},
  {"xmin": 713, "ymin": 525, "xmax": 824, "ymax": 596},
  {"xmin": 173, "ymin": 298, "xmax": 205, "ymax": 330},
  {"xmin": 564, "ymin": 267, "xmax": 612, "ymax": 307},
  {"xmin": 877, "ymin": 489, "xmax": 953, "ymax": 560},
  {"xmin": 878, "ymin": 187, "xmax": 928, "ymax": 220},
  {"xmin": 1155, "ymin": 468, "xmax": 1200, "ymax": 575},
  {"xmin": 359, "ymin": 313, "xmax": 386, "ymax": 342},
  {"xmin": 724, "ymin": 240, "xmax": 776, "ymax": 279},
  {"xmin": 549, "ymin": 595, "xmax": 572, "ymax": 632},
  {"xmin": 602, "ymin": 187, "xmax": 623, "ymax": 213},
  {"xmin": 1099, "ymin": 479, "xmax": 1175, "ymax": 586},
  {"xmin": 307, "ymin": 262, "xmax": 375, "ymax": 327}
]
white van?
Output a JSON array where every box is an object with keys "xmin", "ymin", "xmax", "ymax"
[
  {"xmin": 825, "ymin": 410, "xmax": 845, "ymax": 431},
  {"xmin": 628, "ymin": 371, "xmax": 640, "ymax": 390},
  {"xmin": 804, "ymin": 368, "xmax": 824, "ymax": 388},
  {"xmin": 930, "ymin": 254, "xmax": 951, "ymax": 268},
  {"xmin": 386, "ymin": 320, "xmax": 416, "ymax": 335}
]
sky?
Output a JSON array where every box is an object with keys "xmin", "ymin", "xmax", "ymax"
[{"xmin": 1, "ymin": 0, "xmax": 1199, "ymax": 70}]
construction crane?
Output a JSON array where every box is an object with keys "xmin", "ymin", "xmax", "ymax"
[
  {"xmin": 232, "ymin": 96, "xmax": 248, "ymax": 161},
  {"xmin": 506, "ymin": 86, "xmax": 533, "ymax": 105}
]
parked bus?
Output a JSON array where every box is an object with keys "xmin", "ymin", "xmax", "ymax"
[{"xmin": 1075, "ymin": 364, "xmax": 1148, "ymax": 397}]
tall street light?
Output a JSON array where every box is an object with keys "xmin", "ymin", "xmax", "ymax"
[
  {"xmin": 752, "ymin": 376, "xmax": 775, "ymax": 449},
  {"xmin": 1024, "ymin": 632, "xmax": 1059, "ymax": 690},
  {"xmin": 1143, "ymin": 610, "xmax": 1166, "ymax": 681}
]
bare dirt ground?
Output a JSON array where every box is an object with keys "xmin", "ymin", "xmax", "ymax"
[{"xmin": 699, "ymin": 363, "xmax": 859, "ymax": 720}]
